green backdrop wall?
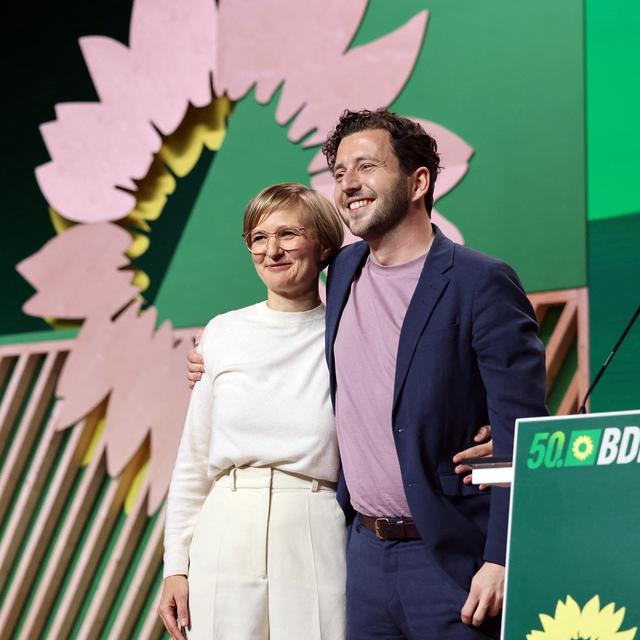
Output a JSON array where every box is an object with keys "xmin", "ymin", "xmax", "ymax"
[
  {"xmin": 585, "ymin": 0, "xmax": 640, "ymax": 411},
  {"xmin": 0, "ymin": 4, "xmax": 637, "ymax": 406}
]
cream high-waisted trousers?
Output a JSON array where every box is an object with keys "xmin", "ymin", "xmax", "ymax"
[{"xmin": 187, "ymin": 467, "xmax": 347, "ymax": 639}]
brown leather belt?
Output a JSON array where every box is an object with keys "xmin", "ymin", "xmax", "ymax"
[{"xmin": 358, "ymin": 514, "xmax": 421, "ymax": 541}]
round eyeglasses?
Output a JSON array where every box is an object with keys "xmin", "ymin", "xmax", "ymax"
[{"xmin": 243, "ymin": 226, "xmax": 308, "ymax": 255}]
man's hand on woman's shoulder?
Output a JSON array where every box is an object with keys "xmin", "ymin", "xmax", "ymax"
[{"xmin": 187, "ymin": 330, "xmax": 204, "ymax": 389}]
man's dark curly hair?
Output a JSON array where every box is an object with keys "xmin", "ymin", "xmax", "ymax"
[{"xmin": 322, "ymin": 108, "xmax": 441, "ymax": 214}]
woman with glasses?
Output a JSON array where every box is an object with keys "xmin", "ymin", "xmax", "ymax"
[{"xmin": 159, "ymin": 183, "xmax": 346, "ymax": 640}]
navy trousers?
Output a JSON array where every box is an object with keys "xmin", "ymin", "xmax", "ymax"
[{"xmin": 346, "ymin": 520, "xmax": 501, "ymax": 640}]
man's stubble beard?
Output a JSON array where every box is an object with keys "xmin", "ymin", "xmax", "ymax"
[{"xmin": 341, "ymin": 175, "xmax": 411, "ymax": 243}]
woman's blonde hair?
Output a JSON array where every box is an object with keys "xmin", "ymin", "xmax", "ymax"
[{"xmin": 243, "ymin": 183, "xmax": 344, "ymax": 266}]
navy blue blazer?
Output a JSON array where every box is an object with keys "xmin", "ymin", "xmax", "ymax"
[{"xmin": 325, "ymin": 225, "xmax": 547, "ymax": 589}]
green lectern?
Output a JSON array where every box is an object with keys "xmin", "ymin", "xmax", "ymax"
[{"xmin": 503, "ymin": 410, "xmax": 640, "ymax": 639}]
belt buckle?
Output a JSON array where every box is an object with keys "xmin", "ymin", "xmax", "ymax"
[{"xmin": 374, "ymin": 517, "xmax": 389, "ymax": 540}]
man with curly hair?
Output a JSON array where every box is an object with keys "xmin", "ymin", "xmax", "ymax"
[{"xmin": 320, "ymin": 108, "xmax": 546, "ymax": 639}]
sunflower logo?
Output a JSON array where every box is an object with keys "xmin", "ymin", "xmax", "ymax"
[
  {"xmin": 527, "ymin": 595, "xmax": 637, "ymax": 640},
  {"xmin": 572, "ymin": 435, "xmax": 595, "ymax": 462}
]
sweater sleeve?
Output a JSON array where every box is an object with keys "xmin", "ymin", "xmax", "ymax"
[{"xmin": 163, "ymin": 324, "xmax": 215, "ymax": 578}]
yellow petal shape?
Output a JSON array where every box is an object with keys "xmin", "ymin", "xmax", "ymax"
[
  {"xmin": 528, "ymin": 595, "xmax": 637, "ymax": 640},
  {"xmin": 124, "ymin": 460, "xmax": 149, "ymax": 514},
  {"xmin": 82, "ymin": 417, "xmax": 106, "ymax": 466}
]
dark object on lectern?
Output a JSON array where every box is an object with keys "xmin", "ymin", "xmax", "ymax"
[
  {"xmin": 578, "ymin": 303, "xmax": 640, "ymax": 414},
  {"xmin": 461, "ymin": 455, "xmax": 512, "ymax": 468}
]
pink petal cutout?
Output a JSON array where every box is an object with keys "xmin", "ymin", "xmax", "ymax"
[
  {"xmin": 36, "ymin": 0, "xmax": 218, "ymax": 222},
  {"xmin": 216, "ymin": 0, "xmax": 368, "ymax": 103},
  {"xmin": 281, "ymin": 12, "xmax": 428, "ymax": 146},
  {"xmin": 19, "ymin": 223, "xmax": 193, "ymax": 514},
  {"xmin": 17, "ymin": 223, "xmax": 138, "ymax": 319},
  {"xmin": 413, "ymin": 118, "xmax": 474, "ymax": 201}
]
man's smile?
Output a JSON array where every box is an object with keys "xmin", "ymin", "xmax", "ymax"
[{"xmin": 348, "ymin": 198, "xmax": 375, "ymax": 211}]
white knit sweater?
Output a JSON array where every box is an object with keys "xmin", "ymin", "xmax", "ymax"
[{"xmin": 163, "ymin": 301, "xmax": 339, "ymax": 578}]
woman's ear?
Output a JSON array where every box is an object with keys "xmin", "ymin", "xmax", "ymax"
[{"xmin": 320, "ymin": 246, "xmax": 332, "ymax": 262}]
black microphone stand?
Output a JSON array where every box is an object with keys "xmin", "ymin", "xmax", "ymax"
[{"xmin": 577, "ymin": 303, "xmax": 640, "ymax": 414}]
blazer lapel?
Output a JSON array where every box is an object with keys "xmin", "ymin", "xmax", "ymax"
[
  {"xmin": 393, "ymin": 226, "xmax": 455, "ymax": 411},
  {"xmin": 325, "ymin": 242, "xmax": 370, "ymax": 398}
]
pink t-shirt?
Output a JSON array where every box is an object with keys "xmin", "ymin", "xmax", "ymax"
[{"xmin": 334, "ymin": 251, "xmax": 427, "ymax": 517}]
